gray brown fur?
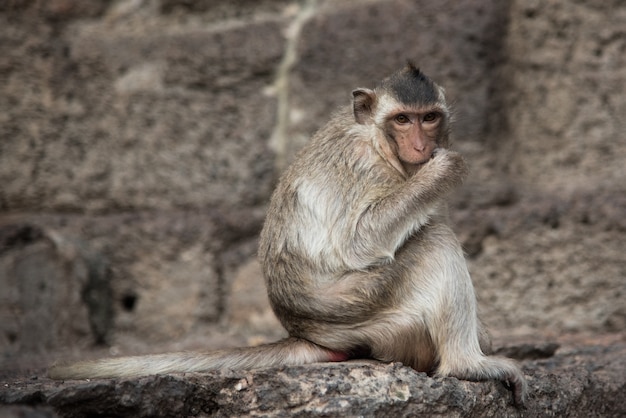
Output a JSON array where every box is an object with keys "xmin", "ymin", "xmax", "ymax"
[{"xmin": 49, "ymin": 64, "xmax": 527, "ymax": 405}]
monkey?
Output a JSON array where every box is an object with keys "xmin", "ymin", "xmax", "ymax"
[{"xmin": 49, "ymin": 63, "xmax": 527, "ymax": 406}]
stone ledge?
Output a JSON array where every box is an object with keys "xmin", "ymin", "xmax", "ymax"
[{"xmin": 1, "ymin": 339, "xmax": 624, "ymax": 417}]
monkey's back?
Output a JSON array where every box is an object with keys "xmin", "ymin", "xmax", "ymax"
[{"xmin": 258, "ymin": 107, "xmax": 410, "ymax": 325}]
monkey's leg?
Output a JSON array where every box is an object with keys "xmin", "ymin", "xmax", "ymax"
[{"xmin": 421, "ymin": 225, "xmax": 528, "ymax": 405}]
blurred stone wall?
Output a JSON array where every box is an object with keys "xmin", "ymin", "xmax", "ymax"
[{"xmin": 0, "ymin": 0, "xmax": 624, "ymax": 370}]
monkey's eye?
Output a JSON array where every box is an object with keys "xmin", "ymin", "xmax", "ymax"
[
  {"xmin": 395, "ymin": 114, "xmax": 410, "ymax": 124},
  {"xmin": 423, "ymin": 112, "xmax": 439, "ymax": 122}
]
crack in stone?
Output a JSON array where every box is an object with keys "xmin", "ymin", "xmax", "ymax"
[{"xmin": 268, "ymin": 0, "xmax": 319, "ymax": 175}]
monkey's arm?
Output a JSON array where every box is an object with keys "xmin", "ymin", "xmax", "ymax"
[{"xmin": 349, "ymin": 149, "xmax": 467, "ymax": 267}]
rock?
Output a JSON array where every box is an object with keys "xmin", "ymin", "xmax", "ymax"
[
  {"xmin": 225, "ymin": 257, "xmax": 285, "ymax": 341},
  {"xmin": 0, "ymin": 6, "xmax": 282, "ymax": 213},
  {"xmin": 1, "ymin": 339, "xmax": 625, "ymax": 417},
  {"xmin": 0, "ymin": 223, "xmax": 112, "ymax": 359},
  {"xmin": 504, "ymin": 0, "xmax": 626, "ymax": 195},
  {"xmin": 0, "ymin": 209, "xmax": 265, "ymax": 365}
]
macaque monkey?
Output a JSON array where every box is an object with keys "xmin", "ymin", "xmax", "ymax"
[{"xmin": 49, "ymin": 63, "xmax": 527, "ymax": 405}]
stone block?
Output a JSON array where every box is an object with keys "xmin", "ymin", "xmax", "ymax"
[
  {"xmin": 0, "ymin": 223, "xmax": 112, "ymax": 359},
  {"xmin": 0, "ymin": 14, "xmax": 285, "ymax": 212}
]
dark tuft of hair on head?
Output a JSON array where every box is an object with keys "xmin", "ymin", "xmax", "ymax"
[
  {"xmin": 379, "ymin": 61, "xmax": 439, "ymax": 106},
  {"xmin": 404, "ymin": 61, "xmax": 422, "ymax": 77}
]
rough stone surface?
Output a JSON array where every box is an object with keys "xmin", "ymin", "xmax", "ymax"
[
  {"xmin": 0, "ymin": 223, "xmax": 111, "ymax": 355},
  {"xmin": 504, "ymin": 0, "xmax": 626, "ymax": 196},
  {"xmin": 0, "ymin": 209, "xmax": 265, "ymax": 374},
  {"xmin": 0, "ymin": 6, "xmax": 282, "ymax": 212},
  {"xmin": 459, "ymin": 190, "xmax": 626, "ymax": 334},
  {"xmin": 0, "ymin": 0, "xmax": 624, "ymax": 415},
  {"xmin": 1, "ymin": 338, "xmax": 625, "ymax": 417},
  {"xmin": 225, "ymin": 256, "xmax": 286, "ymax": 343}
]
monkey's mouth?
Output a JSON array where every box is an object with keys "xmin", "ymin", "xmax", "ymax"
[
  {"xmin": 405, "ymin": 158, "xmax": 429, "ymax": 175},
  {"xmin": 412, "ymin": 152, "xmax": 435, "ymax": 166},
  {"xmin": 403, "ymin": 150, "xmax": 435, "ymax": 174}
]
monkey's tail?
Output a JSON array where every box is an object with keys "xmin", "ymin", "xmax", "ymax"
[{"xmin": 48, "ymin": 337, "xmax": 345, "ymax": 380}]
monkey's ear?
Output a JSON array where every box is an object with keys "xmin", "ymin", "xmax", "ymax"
[{"xmin": 352, "ymin": 88, "xmax": 376, "ymax": 125}]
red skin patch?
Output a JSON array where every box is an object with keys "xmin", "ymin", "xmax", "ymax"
[{"xmin": 327, "ymin": 351, "xmax": 350, "ymax": 362}]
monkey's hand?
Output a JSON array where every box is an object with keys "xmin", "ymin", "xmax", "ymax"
[{"xmin": 426, "ymin": 148, "xmax": 469, "ymax": 188}]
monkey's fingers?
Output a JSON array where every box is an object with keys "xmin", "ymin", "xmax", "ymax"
[{"xmin": 506, "ymin": 374, "xmax": 528, "ymax": 407}]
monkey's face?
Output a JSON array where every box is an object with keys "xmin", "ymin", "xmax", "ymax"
[{"xmin": 384, "ymin": 109, "xmax": 444, "ymax": 166}]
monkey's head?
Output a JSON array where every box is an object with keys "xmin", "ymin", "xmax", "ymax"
[{"xmin": 352, "ymin": 63, "xmax": 451, "ymax": 169}]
